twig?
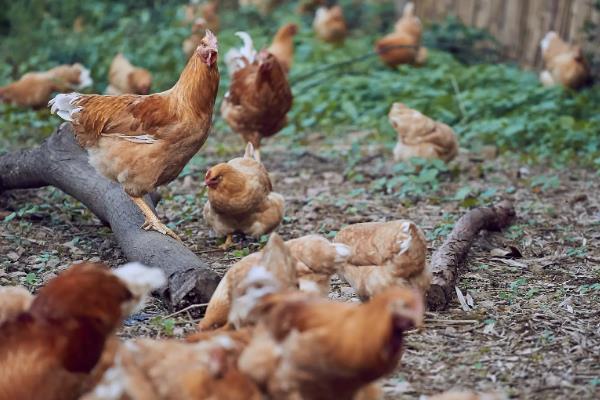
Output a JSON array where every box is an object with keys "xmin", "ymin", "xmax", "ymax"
[
  {"xmin": 163, "ymin": 303, "xmax": 209, "ymax": 319},
  {"xmin": 425, "ymin": 319, "xmax": 480, "ymax": 324}
]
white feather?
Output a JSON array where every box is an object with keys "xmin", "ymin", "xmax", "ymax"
[
  {"xmin": 48, "ymin": 92, "xmax": 82, "ymax": 122},
  {"xmin": 113, "ymin": 262, "xmax": 167, "ymax": 314},
  {"xmin": 224, "ymin": 31, "xmax": 257, "ymax": 76},
  {"xmin": 333, "ymin": 243, "xmax": 351, "ymax": 263},
  {"xmin": 76, "ymin": 66, "xmax": 93, "ymax": 89},
  {"xmin": 540, "ymin": 31, "xmax": 557, "ymax": 52},
  {"xmin": 101, "ymin": 133, "xmax": 159, "ymax": 144},
  {"xmin": 398, "ymin": 221, "xmax": 413, "ymax": 254}
]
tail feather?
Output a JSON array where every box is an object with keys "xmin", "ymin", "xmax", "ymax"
[
  {"xmin": 112, "ymin": 262, "xmax": 167, "ymax": 314},
  {"xmin": 48, "ymin": 92, "xmax": 82, "ymax": 122},
  {"xmin": 76, "ymin": 65, "xmax": 94, "ymax": 89},
  {"xmin": 403, "ymin": 2, "xmax": 415, "ymax": 17},
  {"xmin": 225, "ymin": 31, "xmax": 257, "ymax": 76}
]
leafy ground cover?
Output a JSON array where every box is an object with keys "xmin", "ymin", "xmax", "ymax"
[{"xmin": 1, "ymin": 1, "xmax": 599, "ymax": 398}]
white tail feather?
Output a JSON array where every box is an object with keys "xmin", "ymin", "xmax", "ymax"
[
  {"xmin": 224, "ymin": 31, "xmax": 257, "ymax": 75},
  {"xmin": 540, "ymin": 31, "xmax": 557, "ymax": 53},
  {"xmin": 76, "ymin": 66, "xmax": 93, "ymax": 89},
  {"xmin": 113, "ymin": 262, "xmax": 167, "ymax": 314},
  {"xmin": 48, "ymin": 92, "xmax": 82, "ymax": 122}
]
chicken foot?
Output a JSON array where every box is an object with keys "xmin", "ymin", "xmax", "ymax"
[
  {"xmin": 219, "ymin": 234, "xmax": 234, "ymax": 250},
  {"xmin": 130, "ymin": 196, "xmax": 181, "ymax": 241}
]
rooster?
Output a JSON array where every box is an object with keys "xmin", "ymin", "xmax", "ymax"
[
  {"xmin": 539, "ymin": 31, "xmax": 590, "ymax": 89},
  {"xmin": 222, "ymin": 32, "xmax": 292, "ymax": 162},
  {"xmin": 0, "ymin": 262, "xmax": 165, "ymax": 400},
  {"xmin": 49, "ymin": 31, "xmax": 220, "ymax": 240},
  {"xmin": 105, "ymin": 53, "xmax": 152, "ymax": 95},
  {"xmin": 376, "ymin": 2, "xmax": 427, "ymax": 67},
  {"xmin": 313, "ymin": 5, "xmax": 348, "ymax": 44},
  {"xmin": 334, "ymin": 220, "xmax": 430, "ymax": 300},
  {"xmin": 0, "ymin": 63, "xmax": 92, "ymax": 108},
  {"xmin": 203, "ymin": 143, "xmax": 284, "ymax": 249},
  {"xmin": 238, "ymin": 287, "xmax": 425, "ymax": 400},
  {"xmin": 267, "ymin": 23, "xmax": 299, "ymax": 75},
  {"xmin": 389, "ymin": 103, "xmax": 459, "ymax": 162}
]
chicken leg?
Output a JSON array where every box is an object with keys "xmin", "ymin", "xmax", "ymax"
[
  {"xmin": 219, "ymin": 234, "xmax": 234, "ymax": 250},
  {"xmin": 130, "ymin": 196, "xmax": 181, "ymax": 241}
]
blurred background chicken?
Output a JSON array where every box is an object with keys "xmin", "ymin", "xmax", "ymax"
[
  {"xmin": 198, "ymin": 233, "xmax": 350, "ymax": 330},
  {"xmin": 183, "ymin": 19, "xmax": 210, "ymax": 60},
  {"xmin": 267, "ymin": 23, "xmax": 298, "ymax": 75},
  {"xmin": 0, "ymin": 262, "xmax": 165, "ymax": 400},
  {"xmin": 221, "ymin": 32, "xmax": 293, "ymax": 162},
  {"xmin": 203, "ymin": 143, "xmax": 284, "ymax": 249},
  {"xmin": 297, "ymin": 0, "xmax": 325, "ymax": 14},
  {"xmin": 0, "ymin": 286, "xmax": 33, "ymax": 325},
  {"xmin": 182, "ymin": 0, "xmax": 220, "ymax": 32},
  {"xmin": 83, "ymin": 333, "xmax": 261, "ymax": 400},
  {"xmin": 199, "ymin": 233, "xmax": 298, "ymax": 330},
  {"xmin": 539, "ymin": 31, "xmax": 590, "ymax": 89},
  {"xmin": 238, "ymin": 287, "xmax": 425, "ymax": 400},
  {"xmin": 49, "ymin": 31, "xmax": 219, "ymax": 240},
  {"xmin": 334, "ymin": 220, "xmax": 430, "ymax": 300},
  {"xmin": 375, "ymin": 2, "xmax": 427, "ymax": 67},
  {"xmin": 313, "ymin": 5, "xmax": 348, "ymax": 44},
  {"xmin": 389, "ymin": 102, "xmax": 459, "ymax": 162},
  {"xmin": 239, "ymin": 0, "xmax": 283, "ymax": 15},
  {"xmin": 105, "ymin": 53, "xmax": 153, "ymax": 95},
  {"xmin": 0, "ymin": 63, "xmax": 92, "ymax": 108}
]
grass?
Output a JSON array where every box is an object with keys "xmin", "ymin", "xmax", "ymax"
[{"xmin": 1, "ymin": 0, "xmax": 599, "ymax": 166}]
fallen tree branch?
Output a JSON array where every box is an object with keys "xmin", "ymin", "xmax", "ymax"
[
  {"xmin": 0, "ymin": 123, "xmax": 220, "ymax": 308},
  {"xmin": 426, "ymin": 200, "xmax": 516, "ymax": 311}
]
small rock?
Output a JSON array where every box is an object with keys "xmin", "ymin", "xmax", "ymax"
[{"xmin": 6, "ymin": 252, "xmax": 20, "ymax": 262}]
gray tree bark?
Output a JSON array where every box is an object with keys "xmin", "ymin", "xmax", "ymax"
[
  {"xmin": 0, "ymin": 123, "xmax": 220, "ymax": 308},
  {"xmin": 426, "ymin": 200, "xmax": 516, "ymax": 311}
]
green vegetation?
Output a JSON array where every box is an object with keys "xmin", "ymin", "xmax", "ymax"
[{"xmin": 1, "ymin": 0, "xmax": 599, "ymax": 165}]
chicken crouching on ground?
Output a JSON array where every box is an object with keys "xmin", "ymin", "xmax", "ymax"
[
  {"xmin": 203, "ymin": 143, "xmax": 285, "ymax": 249},
  {"xmin": 0, "ymin": 63, "xmax": 92, "ymax": 108},
  {"xmin": 313, "ymin": 5, "xmax": 348, "ymax": 44},
  {"xmin": 334, "ymin": 220, "xmax": 430, "ymax": 300},
  {"xmin": 539, "ymin": 31, "xmax": 590, "ymax": 89},
  {"xmin": 389, "ymin": 102, "xmax": 459, "ymax": 162},
  {"xmin": 105, "ymin": 53, "xmax": 152, "ymax": 95},
  {"xmin": 198, "ymin": 233, "xmax": 351, "ymax": 331},
  {"xmin": 49, "ymin": 31, "xmax": 220, "ymax": 240},
  {"xmin": 238, "ymin": 287, "xmax": 425, "ymax": 400},
  {"xmin": 0, "ymin": 262, "xmax": 165, "ymax": 400}
]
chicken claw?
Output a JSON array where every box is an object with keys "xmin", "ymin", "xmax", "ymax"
[
  {"xmin": 130, "ymin": 196, "xmax": 181, "ymax": 241},
  {"xmin": 219, "ymin": 234, "xmax": 234, "ymax": 250}
]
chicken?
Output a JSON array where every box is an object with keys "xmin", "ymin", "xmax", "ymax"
[
  {"xmin": 0, "ymin": 286, "xmax": 33, "ymax": 325},
  {"xmin": 539, "ymin": 31, "xmax": 590, "ymax": 89},
  {"xmin": 239, "ymin": 0, "xmax": 282, "ymax": 15},
  {"xmin": 0, "ymin": 63, "xmax": 92, "ymax": 108},
  {"xmin": 313, "ymin": 5, "xmax": 348, "ymax": 44},
  {"xmin": 334, "ymin": 220, "xmax": 430, "ymax": 300},
  {"xmin": 0, "ymin": 262, "xmax": 165, "ymax": 400},
  {"xmin": 238, "ymin": 287, "xmax": 425, "ymax": 400},
  {"xmin": 83, "ymin": 332, "xmax": 261, "ymax": 400},
  {"xmin": 182, "ymin": 1, "xmax": 219, "ymax": 32},
  {"xmin": 49, "ymin": 31, "xmax": 219, "ymax": 240},
  {"xmin": 375, "ymin": 2, "xmax": 427, "ymax": 67},
  {"xmin": 267, "ymin": 23, "xmax": 299, "ymax": 75},
  {"xmin": 105, "ymin": 53, "xmax": 153, "ymax": 95},
  {"xmin": 423, "ymin": 391, "xmax": 507, "ymax": 400},
  {"xmin": 197, "ymin": 233, "xmax": 295, "ymax": 331},
  {"xmin": 203, "ymin": 143, "xmax": 285, "ymax": 249},
  {"xmin": 221, "ymin": 33, "xmax": 293, "ymax": 162},
  {"xmin": 297, "ymin": 0, "xmax": 325, "ymax": 14},
  {"xmin": 389, "ymin": 102, "xmax": 459, "ymax": 163}
]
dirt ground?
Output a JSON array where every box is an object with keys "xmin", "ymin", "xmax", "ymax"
[{"xmin": 1, "ymin": 128, "xmax": 599, "ymax": 399}]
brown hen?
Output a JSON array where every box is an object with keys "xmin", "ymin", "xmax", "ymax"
[
  {"xmin": 313, "ymin": 5, "xmax": 348, "ymax": 44},
  {"xmin": 539, "ymin": 31, "xmax": 590, "ymax": 89},
  {"xmin": 105, "ymin": 53, "xmax": 152, "ymax": 95}
]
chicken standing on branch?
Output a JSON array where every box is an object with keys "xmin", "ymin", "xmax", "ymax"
[
  {"xmin": 198, "ymin": 233, "xmax": 350, "ymax": 330},
  {"xmin": 105, "ymin": 53, "xmax": 152, "ymax": 95},
  {"xmin": 376, "ymin": 2, "xmax": 427, "ymax": 67},
  {"xmin": 539, "ymin": 31, "xmax": 590, "ymax": 89},
  {"xmin": 0, "ymin": 63, "xmax": 92, "ymax": 108},
  {"xmin": 267, "ymin": 23, "xmax": 298, "ymax": 75},
  {"xmin": 389, "ymin": 103, "xmax": 458, "ymax": 162},
  {"xmin": 0, "ymin": 262, "xmax": 165, "ymax": 400},
  {"xmin": 222, "ymin": 32, "xmax": 292, "ymax": 162},
  {"xmin": 238, "ymin": 287, "xmax": 424, "ymax": 400},
  {"xmin": 49, "ymin": 31, "xmax": 220, "ymax": 240},
  {"xmin": 334, "ymin": 220, "xmax": 430, "ymax": 300},
  {"xmin": 313, "ymin": 5, "xmax": 348, "ymax": 44},
  {"xmin": 203, "ymin": 143, "xmax": 285, "ymax": 249}
]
